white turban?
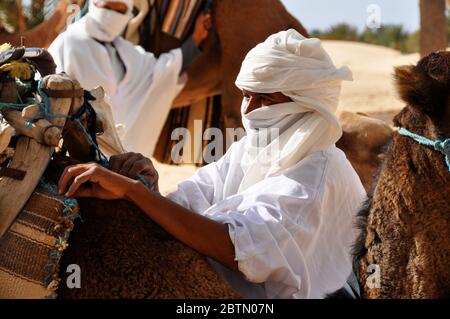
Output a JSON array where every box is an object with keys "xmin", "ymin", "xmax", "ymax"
[
  {"xmin": 86, "ymin": 0, "xmax": 134, "ymax": 42},
  {"xmin": 235, "ymin": 29, "xmax": 353, "ymax": 192}
]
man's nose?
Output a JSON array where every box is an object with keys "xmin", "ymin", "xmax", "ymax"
[{"xmin": 244, "ymin": 97, "xmax": 261, "ymax": 114}]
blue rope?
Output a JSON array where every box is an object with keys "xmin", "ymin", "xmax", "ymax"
[
  {"xmin": 73, "ymin": 117, "xmax": 109, "ymax": 166},
  {"xmin": 398, "ymin": 127, "xmax": 450, "ymax": 172},
  {"xmin": 137, "ymin": 174, "xmax": 155, "ymax": 190},
  {"xmin": 77, "ymin": 0, "xmax": 90, "ymax": 20},
  {"xmin": 39, "ymin": 180, "xmax": 83, "ymax": 222},
  {"xmin": 0, "ymin": 101, "xmax": 33, "ymax": 110},
  {"xmin": 36, "ymin": 80, "xmax": 110, "ymax": 166},
  {"xmin": 37, "ymin": 80, "xmax": 72, "ymax": 120}
]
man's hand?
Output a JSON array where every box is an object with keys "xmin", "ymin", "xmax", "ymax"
[
  {"xmin": 58, "ymin": 163, "xmax": 136, "ymax": 200},
  {"xmin": 109, "ymin": 152, "xmax": 159, "ymax": 192},
  {"xmin": 192, "ymin": 12, "xmax": 212, "ymax": 47}
]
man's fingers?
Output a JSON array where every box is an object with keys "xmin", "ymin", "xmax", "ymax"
[
  {"xmin": 119, "ymin": 154, "xmax": 143, "ymax": 176},
  {"xmin": 109, "ymin": 152, "xmax": 141, "ymax": 172},
  {"xmin": 72, "ymin": 185, "xmax": 95, "ymax": 198},
  {"xmin": 109, "ymin": 153, "xmax": 132, "ymax": 172},
  {"xmin": 127, "ymin": 159, "xmax": 144, "ymax": 178},
  {"xmin": 59, "ymin": 164, "xmax": 89, "ymax": 194},
  {"xmin": 65, "ymin": 169, "xmax": 94, "ymax": 197},
  {"xmin": 128, "ymin": 158, "xmax": 154, "ymax": 178}
]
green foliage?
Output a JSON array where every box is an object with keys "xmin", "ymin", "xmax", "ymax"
[
  {"xmin": 313, "ymin": 22, "xmax": 429, "ymax": 54},
  {"xmin": 0, "ymin": 0, "xmax": 20, "ymax": 33},
  {"xmin": 27, "ymin": 0, "xmax": 46, "ymax": 29},
  {"xmin": 359, "ymin": 25, "xmax": 410, "ymax": 52},
  {"xmin": 0, "ymin": 0, "xmax": 50, "ymax": 33},
  {"xmin": 319, "ymin": 23, "xmax": 360, "ymax": 41}
]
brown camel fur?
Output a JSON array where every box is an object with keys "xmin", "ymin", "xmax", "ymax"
[
  {"xmin": 56, "ymin": 192, "xmax": 240, "ymax": 298},
  {"xmin": 354, "ymin": 51, "xmax": 450, "ymax": 298}
]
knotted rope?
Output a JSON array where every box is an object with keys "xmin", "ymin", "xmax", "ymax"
[
  {"xmin": 398, "ymin": 127, "xmax": 450, "ymax": 172},
  {"xmin": 1, "ymin": 78, "xmax": 154, "ymax": 189}
]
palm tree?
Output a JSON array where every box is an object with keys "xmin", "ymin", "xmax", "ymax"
[
  {"xmin": 0, "ymin": 0, "xmax": 60, "ymax": 33},
  {"xmin": 420, "ymin": 0, "xmax": 447, "ymax": 57},
  {"xmin": 27, "ymin": 0, "xmax": 46, "ymax": 29},
  {"xmin": 0, "ymin": 0, "xmax": 21, "ymax": 33}
]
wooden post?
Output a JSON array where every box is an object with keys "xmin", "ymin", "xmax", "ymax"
[
  {"xmin": 420, "ymin": 0, "xmax": 447, "ymax": 57},
  {"xmin": 0, "ymin": 73, "xmax": 78, "ymax": 237},
  {"xmin": 0, "ymin": 124, "xmax": 14, "ymax": 155},
  {"xmin": 2, "ymin": 110, "xmax": 62, "ymax": 146}
]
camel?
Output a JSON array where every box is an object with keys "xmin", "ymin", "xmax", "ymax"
[
  {"xmin": 336, "ymin": 111, "xmax": 393, "ymax": 191},
  {"xmin": 350, "ymin": 51, "xmax": 450, "ymax": 298},
  {"xmin": 53, "ymin": 185, "xmax": 241, "ymax": 299}
]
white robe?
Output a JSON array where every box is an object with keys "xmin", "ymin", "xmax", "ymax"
[
  {"xmin": 167, "ymin": 138, "xmax": 366, "ymax": 299},
  {"xmin": 48, "ymin": 17, "xmax": 185, "ymax": 157}
]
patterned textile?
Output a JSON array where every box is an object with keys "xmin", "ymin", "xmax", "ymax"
[
  {"xmin": 160, "ymin": 0, "xmax": 204, "ymax": 39},
  {"xmin": 0, "ymin": 181, "xmax": 80, "ymax": 299}
]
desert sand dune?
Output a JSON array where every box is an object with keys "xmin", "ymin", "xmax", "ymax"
[
  {"xmin": 154, "ymin": 41, "xmax": 431, "ymax": 194},
  {"xmin": 322, "ymin": 41, "xmax": 421, "ymax": 120}
]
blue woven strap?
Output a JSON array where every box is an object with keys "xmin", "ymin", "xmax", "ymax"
[{"xmin": 398, "ymin": 128, "xmax": 450, "ymax": 172}]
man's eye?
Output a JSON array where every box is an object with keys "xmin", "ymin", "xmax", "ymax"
[{"xmin": 261, "ymin": 97, "xmax": 272, "ymax": 105}]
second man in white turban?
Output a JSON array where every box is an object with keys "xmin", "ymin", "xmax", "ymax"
[{"xmin": 49, "ymin": 0, "xmax": 211, "ymax": 157}]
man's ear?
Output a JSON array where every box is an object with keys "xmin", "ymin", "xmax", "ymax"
[{"xmin": 394, "ymin": 63, "xmax": 447, "ymax": 116}]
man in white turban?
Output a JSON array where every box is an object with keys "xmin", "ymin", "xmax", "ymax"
[
  {"xmin": 58, "ymin": 29, "xmax": 366, "ymax": 299},
  {"xmin": 49, "ymin": 0, "xmax": 211, "ymax": 157}
]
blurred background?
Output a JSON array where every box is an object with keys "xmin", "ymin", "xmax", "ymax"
[
  {"xmin": 283, "ymin": 0, "xmax": 423, "ymax": 53},
  {"xmin": 1, "ymin": 0, "xmax": 448, "ymax": 53}
]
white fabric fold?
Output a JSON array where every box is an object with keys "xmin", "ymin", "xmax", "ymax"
[{"xmin": 235, "ymin": 29, "xmax": 353, "ymax": 192}]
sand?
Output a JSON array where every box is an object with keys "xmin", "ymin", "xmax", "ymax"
[
  {"xmin": 322, "ymin": 40, "xmax": 421, "ymax": 121},
  {"xmin": 155, "ymin": 41, "xmax": 424, "ymax": 194}
]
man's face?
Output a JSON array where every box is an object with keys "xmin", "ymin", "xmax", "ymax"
[
  {"xmin": 242, "ymin": 90, "xmax": 292, "ymax": 114},
  {"xmin": 95, "ymin": 1, "xmax": 128, "ymax": 14}
]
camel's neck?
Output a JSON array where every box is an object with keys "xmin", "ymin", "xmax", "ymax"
[
  {"xmin": 358, "ymin": 126, "xmax": 450, "ymax": 298},
  {"xmin": 392, "ymin": 107, "xmax": 449, "ymax": 179}
]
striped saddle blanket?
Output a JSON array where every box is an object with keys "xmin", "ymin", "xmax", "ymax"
[
  {"xmin": 0, "ymin": 181, "xmax": 80, "ymax": 299},
  {"xmin": 158, "ymin": 0, "xmax": 205, "ymax": 39}
]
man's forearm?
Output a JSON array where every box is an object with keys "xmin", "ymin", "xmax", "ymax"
[
  {"xmin": 180, "ymin": 36, "xmax": 202, "ymax": 73},
  {"xmin": 125, "ymin": 180, "xmax": 238, "ymax": 271}
]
